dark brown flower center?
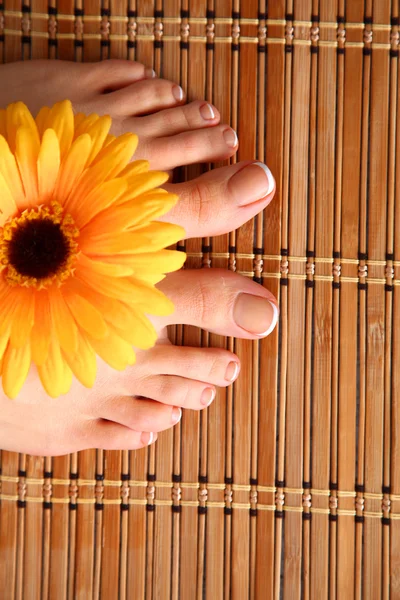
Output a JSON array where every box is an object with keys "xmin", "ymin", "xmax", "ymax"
[{"xmin": 7, "ymin": 218, "xmax": 70, "ymax": 279}]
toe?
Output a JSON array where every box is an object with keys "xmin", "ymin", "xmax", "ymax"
[
  {"xmin": 131, "ymin": 375, "xmax": 217, "ymax": 410},
  {"xmin": 154, "ymin": 269, "xmax": 279, "ymax": 340},
  {"xmin": 89, "ymin": 59, "xmax": 155, "ymax": 92},
  {"xmin": 138, "ymin": 346, "xmax": 240, "ymax": 387},
  {"xmin": 90, "ymin": 418, "xmax": 158, "ymax": 450},
  {"xmin": 139, "ymin": 124, "xmax": 238, "ymax": 170},
  {"xmin": 96, "ymin": 396, "xmax": 182, "ymax": 432},
  {"xmin": 160, "ymin": 161, "xmax": 275, "ymax": 238},
  {"xmin": 102, "ymin": 78, "xmax": 186, "ymax": 117},
  {"xmin": 133, "ymin": 100, "xmax": 220, "ymax": 137}
]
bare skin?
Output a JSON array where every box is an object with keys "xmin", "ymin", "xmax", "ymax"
[{"xmin": 0, "ymin": 59, "xmax": 278, "ymax": 456}]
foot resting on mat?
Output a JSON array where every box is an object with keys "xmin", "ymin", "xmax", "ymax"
[{"xmin": 0, "ymin": 59, "xmax": 278, "ymax": 456}]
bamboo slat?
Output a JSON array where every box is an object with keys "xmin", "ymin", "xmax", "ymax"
[{"xmin": 0, "ymin": 0, "xmax": 399, "ymax": 598}]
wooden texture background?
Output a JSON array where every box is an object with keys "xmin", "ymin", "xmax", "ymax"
[{"xmin": 0, "ymin": 0, "xmax": 399, "ymax": 598}]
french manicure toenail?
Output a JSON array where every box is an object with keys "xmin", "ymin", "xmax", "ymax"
[
  {"xmin": 172, "ymin": 407, "xmax": 182, "ymax": 424},
  {"xmin": 145, "ymin": 67, "xmax": 156, "ymax": 78},
  {"xmin": 201, "ymin": 387, "xmax": 216, "ymax": 407},
  {"xmin": 141, "ymin": 431, "xmax": 154, "ymax": 446},
  {"xmin": 199, "ymin": 103, "xmax": 215, "ymax": 120},
  {"xmin": 225, "ymin": 361, "xmax": 240, "ymax": 383},
  {"xmin": 172, "ymin": 85, "xmax": 184, "ymax": 101},
  {"xmin": 223, "ymin": 128, "xmax": 238, "ymax": 148},
  {"xmin": 233, "ymin": 294, "xmax": 279, "ymax": 336},
  {"xmin": 229, "ymin": 162, "xmax": 275, "ymax": 206}
]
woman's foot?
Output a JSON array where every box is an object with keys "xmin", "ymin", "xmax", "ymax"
[
  {"xmin": 0, "ymin": 59, "xmax": 238, "ymax": 170},
  {"xmin": 0, "ymin": 59, "xmax": 278, "ymax": 456}
]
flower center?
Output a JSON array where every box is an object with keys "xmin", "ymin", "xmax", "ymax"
[{"xmin": 0, "ymin": 202, "xmax": 79, "ymax": 288}]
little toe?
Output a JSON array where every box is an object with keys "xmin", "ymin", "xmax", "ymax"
[
  {"xmin": 96, "ymin": 395, "xmax": 183, "ymax": 432},
  {"xmin": 139, "ymin": 124, "xmax": 238, "ymax": 170},
  {"xmin": 90, "ymin": 418, "xmax": 158, "ymax": 450},
  {"xmin": 131, "ymin": 375, "xmax": 217, "ymax": 410},
  {"xmin": 102, "ymin": 78, "xmax": 186, "ymax": 117},
  {"xmin": 133, "ymin": 100, "xmax": 220, "ymax": 137}
]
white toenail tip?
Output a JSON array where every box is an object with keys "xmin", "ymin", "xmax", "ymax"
[
  {"xmin": 208, "ymin": 104, "xmax": 215, "ymax": 119},
  {"xmin": 151, "ymin": 69, "xmax": 156, "ymax": 78},
  {"xmin": 257, "ymin": 302, "xmax": 279, "ymax": 337},
  {"xmin": 254, "ymin": 162, "xmax": 275, "ymax": 195},
  {"xmin": 147, "ymin": 432, "xmax": 154, "ymax": 445}
]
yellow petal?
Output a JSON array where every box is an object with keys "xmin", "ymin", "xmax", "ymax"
[
  {"xmin": 97, "ymin": 249, "xmax": 187, "ymax": 274},
  {"xmin": 2, "ymin": 342, "xmax": 31, "ymax": 399},
  {"xmin": 85, "ymin": 115, "xmax": 112, "ymax": 165},
  {"xmin": 77, "ymin": 253, "xmax": 133, "ymax": 277},
  {"xmin": 37, "ymin": 129, "xmax": 61, "ymax": 201},
  {"xmin": 37, "ymin": 338, "xmax": 73, "ymax": 398},
  {"xmin": 0, "ymin": 286, "xmax": 21, "ymax": 334},
  {"xmin": 0, "ymin": 135, "xmax": 25, "ymax": 209},
  {"xmin": 71, "ymin": 178, "xmax": 128, "ymax": 228},
  {"xmin": 35, "ymin": 106, "xmax": 51, "ymax": 137},
  {"xmin": 91, "ymin": 132, "xmax": 138, "ymax": 174},
  {"xmin": 62, "ymin": 287, "xmax": 108, "ymax": 340},
  {"xmin": 119, "ymin": 160, "xmax": 150, "ymax": 177},
  {"xmin": 75, "ymin": 266, "xmax": 174, "ymax": 314},
  {"xmin": 104, "ymin": 134, "xmax": 116, "ymax": 147},
  {"xmin": 81, "ymin": 222, "xmax": 186, "ymax": 255},
  {"xmin": 0, "ymin": 110, "xmax": 6, "ymax": 137},
  {"xmin": 74, "ymin": 114, "xmax": 98, "ymax": 139},
  {"xmin": 111, "ymin": 311, "xmax": 157, "ymax": 349},
  {"xmin": 0, "ymin": 170, "xmax": 18, "ymax": 226},
  {"xmin": 48, "ymin": 287, "xmax": 78, "ymax": 355},
  {"xmin": 87, "ymin": 329, "xmax": 136, "ymax": 371},
  {"xmin": 63, "ymin": 331, "xmax": 97, "ymax": 388},
  {"xmin": 0, "ymin": 327, "xmax": 10, "ymax": 360},
  {"xmin": 15, "ymin": 126, "xmax": 40, "ymax": 206},
  {"xmin": 31, "ymin": 290, "xmax": 51, "ymax": 366},
  {"xmin": 10, "ymin": 288, "xmax": 35, "ymax": 348},
  {"xmin": 82, "ymin": 191, "xmax": 178, "ymax": 236},
  {"xmin": 6, "ymin": 102, "xmax": 40, "ymax": 153},
  {"xmin": 53, "ymin": 133, "xmax": 92, "ymax": 203},
  {"xmin": 116, "ymin": 171, "xmax": 170, "ymax": 204},
  {"xmin": 74, "ymin": 112, "xmax": 90, "ymax": 133},
  {"xmin": 42, "ymin": 100, "xmax": 74, "ymax": 160}
]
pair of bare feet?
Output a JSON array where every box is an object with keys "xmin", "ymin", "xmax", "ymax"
[{"xmin": 0, "ymin": 59, "xmax": 278, "ymax": 457}]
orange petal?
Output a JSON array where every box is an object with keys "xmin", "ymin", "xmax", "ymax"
[
  {"xmin": 63, "ymin": 330, "xmax": 97, "ymax": 388},
  {"xmin": 0, "ymin": 327, "xmax": 10, "ymax": 360},
  {"xmin": 92, "ymin": 132, "xmax": 138, "ymax": 170},
  {"xmin": 0, "ymin": 109, "xmax": 6, "ymax": 137},
  {"xmin": 48, "ymin": 287, "xmax": 78, "ymax": 355},
  {"xmin": 74, "ymin": 113, "xmax": 99, "ymax": 138},
  {"xmin": 31, "ymin": 290, "xmax": 52, "ymax": 366},
  {"xmin": 0, "ymin": 286, "xmax": 21, "ymax": 334},
  {"xmin": 81, "ymin": 222, "xmax": 185, "ymax": 255},
  {"xmin": 85, "ymin": 115, "xmax": 112, "ymax": 165},
  {"xmin": 77, "ymin": 253, "xmax": 133, "ymax": 277},
  {"xmin": 99, "ymin": 249, "xmax": 187, "ymax": 274},
  {"xmin": 115, "ymin": 171, "xmax": 170, "ymax": 205},
  {"xmin": 118, "ymin": 159, "xmax": 150, "ymax": 178},
  {"xmin": 15, "ymin": 126, "xmax": 40, "ymax": 206},
  {"xmin": 2, "ymin": 342, "xmax": 31, "ymax": 399},
  {"xmin": 0, "ymin": 170, "xmax": 18, "ymax": 226},
  {"xmin": 71, "ymin": 178, "xmax": 128, "ymax": 228},
  {"xmin": 6, "ymin": 102, "xmax": 40, "ymax": 153},
  {"xmin": 53, "ymin": 133, "xmax": 92, "ymax": 204},
  {"xmin": 110, "ymin": 310, "xmax": 157, "ymax": 349},
  {"xmin": 35, "ymin": 106, "xmax": 51, "ymax": 137},
  {"xmin": 37, "ymin": 337, "xmax": 73, "ymax": 398},
  {"xmin": 37, "ymin": 129, "xmax": 61, "ymax": 202},
  {"xmin": 42, "ymin": 100, "xmax": 74, "ymax": 160},
  {"xmin": 0, "ymin": 135, "xmax": 25, "ymax": 209},
  {"xmin": 10, "ymin": 288, "xmax": 35, "ymax": 348},
  {"xmin": 62, "ymin": 287, "xmax": 108, "ymax": 340},
  {"xmin": 81, "ymin": 191, "xmax": 178, "ymax": 237},
  {"xmin": 87, "ymin": 328, "xmax": 136, "ymax": 371}
]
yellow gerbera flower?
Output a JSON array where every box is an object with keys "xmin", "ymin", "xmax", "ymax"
[{"xmin": 0, "ymin": 100, "xmax": 186, "ymax": 399}]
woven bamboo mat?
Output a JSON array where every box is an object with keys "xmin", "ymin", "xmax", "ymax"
[{"xmin": 0, "ymin": 0, "xmax": 399, "ymax": 598}]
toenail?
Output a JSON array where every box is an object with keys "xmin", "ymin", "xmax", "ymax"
[
  {"xmin": 233, "ymin": 294, "xmax": 279, "ymax": 337},
  {"xmin": 229, "ymin": 162, "xmax": 275, "ymax": 206},
  {"xmin": 172, "ymin": 85, "xmax": 184, "ymax": 102},
  {"xmin": 201, "ymin": 387, "xmax": 216, "ymax": 407},
  {"xmin": 199, "ymin": 103, "xmax": 216, "ymax": 120},
  {"xmin": 145, "ymin": 67, "xmax": 157, "ymax": 78},
  {"xmin": 172, "ymin": 407, "xmax": 182, "ymax": 424},
  {"xmin": 225, "ymin": 361, "xmax": 240, "ymax": 383},
  {"xmin": 223, "ymin": 128, "xmax": 238, "ymax": 148},
  {"xmin": 141, "ymin": 431, "xmax": 154, "ymax": 446}
]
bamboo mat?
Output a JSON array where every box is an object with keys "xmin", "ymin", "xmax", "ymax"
[{"xmin": 0, "ymin": 0, "xmax": 399, "ymax": 598}]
